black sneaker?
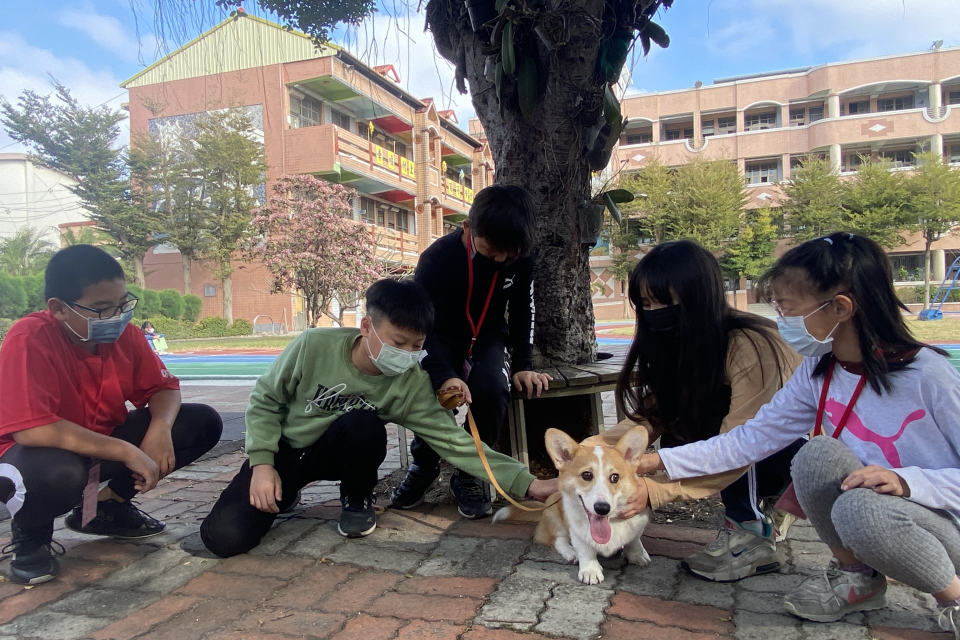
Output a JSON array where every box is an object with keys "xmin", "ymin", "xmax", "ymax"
[
  {"xmin": 338, "ymin": 494, "xmax": 377, "ymax": 538},
  {"xmin": 450, "ymin": 472, "xmax": 492, "ymax": 519},
  {"xmin": 4, "ymin": 521, "xmax": 64, "ymax": 585},
  {"xmin": 64, "ymin": 499, "xmax": 165, "ymax": 539},
  {"xmin": 390, "ymin": 463, "xmax": 441, "ymax": 509},
  {"xmin": 280, "ymin": 489, "xmax": 302, "ymax": 514}
]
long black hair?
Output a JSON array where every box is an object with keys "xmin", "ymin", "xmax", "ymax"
[
  {"xmin": 757, "ymin": 232, "xmax": 946, "ymax": 394},
  {"xmin": 616, "ymin": 240, "xmax": 791, "ymax": 443}
]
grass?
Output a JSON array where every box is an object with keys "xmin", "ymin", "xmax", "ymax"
[
  {"xmin": 166, "ymin": 336, "xmax": 296, "ymax": 352},
  {"xmin": 602, "ymin": 315, "xmax": 960, "ymax": 343}
]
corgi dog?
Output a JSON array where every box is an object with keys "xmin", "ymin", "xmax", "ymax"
[{"xmin": 493, "ymin": 426, "xmax": 652, "ymax": 585}]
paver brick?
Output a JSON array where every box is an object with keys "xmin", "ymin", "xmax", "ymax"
[
  {"xmin": 367, "ymin": 592, "xmax": 482, "ymax": 623},
  {"xmin": 600, "ymin": 617, "xmax": 730, "ymax": 640},
  {"xmin": 251, "ymin": 518, "xmax": 320, "ymax": 555},
  {"xmin": 416, "ymin": 536, "xmax": 484, "ymax": 577},
  {"xmin": 47, "ymin": 587, "xmax": 160, "ymax": 619},
  {"xmin": 315, "ymin": 570, "xmax": 405, "ymax": 614},
  {"xmin": 67, "ymin": 540, "xmax": 155, "ymax": 565},
  {"xmin": 393, "ymin": 619, "xmax": 464, "ymax": 640},
  {"xmin": 176, "ymin": 571, "xmax": 286, "ymax": 602},
  {"xmin": 267, "ymin": 564, "xmax": 359, "ymax": 610},
  {"xmin": 608, "ymin": 593, "xmax": 734, "ymax": 635},
  {"xmin": 213, "ymin": 553, "xmax": 314, "ymax": 578},
  {"xmin": 97, "ymin": 548, "xmax": 191, "ymax": 590},
  {"xmin": 640, "ymin": 536, "xmax": 704, "ymax": 560},
  {"xmin": 732, "ymin": 610, "xmax": 800, "ymax": 640},
  {"xmin": 449, "ymin": 518, "xmax": 535, "ymax": 541},
  {"xmin": 131, "ymin": 555, "xmax": 220, "ymax": 594},
  {"xmin": 57, "ymin": 558, "xmax": 119, "ymax": 585},
  {"xmin": 89, "ymin": 595, "xmax": 200, "ymax": 640},
  {"xmin": 396, "ymin": 576, "xmax": 499, "ymax": 599},
  {"xmin": 617, "ymin": 556, "xmax": 679, "ymax": 598},
  {"xmin": 535, "ymin": 581, "xmax": 612, "ymax": 640},
  {"xmin": 0, "ymin": 610, "xmax": 109, "ymax": 640},
  {"xmin": 328, "ymin": 613, "xmax": 404, "ymax": 640},
  {"xmin": 462, "ymin": 627, "xmax": 552, "ymax": 640},
  {"xmin": 285, "ymin": 522, "xmax": 346, "ymax": 558},
  {"xmin": 736, "ymin": 572, "xmax": 805, "ymax": 594},
  {"xmin": 0, "ymin": 580, "xmax": 76, "ymax": 625},
  {"xmin": 674, "ymin": 573, "xmax": 735, "ymax": 609},
  {"xmin": 644, "ymin": 524, "xmax": 718, "ymax": 546},
  {"xmin": 870, "ymin": 627, "xmax": 954, "ymax": 639},
  {"xmin": 0, "ymin": 584, "xmax": 23, "ymax": 602},
  {"xmin": 801, "ymin": 621, "xmax": 873, "ymax": 639},
  {"xmin": 135, "ymin": 597, "xmax": 251, "ymax": 640},
  {"xmin": 240, "ymin": 608, "xmax": 346, "ymax": 637},
  {"xmin": 457, "ymin": 539, "xmax": 530, "ymax": 579}
]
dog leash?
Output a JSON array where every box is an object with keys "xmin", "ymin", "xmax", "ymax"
[{"xmin": 437, "ymin": 387, "xmax": 559, "ymax": 513}]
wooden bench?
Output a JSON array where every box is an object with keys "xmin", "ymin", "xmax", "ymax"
[{"xmin": 507, "ymin": 361, "xmax": 626, "ymax": 468}]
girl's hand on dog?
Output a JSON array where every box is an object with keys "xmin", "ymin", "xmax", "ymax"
[
  {"xmin": 842, "ymin": 465, "xmax": 911, "ymax": 497},
  {"xmin": 527, "ymin": 478, "xmax": 559, "ymax": 501},
  {"xmin": 619, "ymin": 479, "xmax": 650, "ymax": 519},
  {"xmin": 636, "ymin": 453, "xmax": 664, "ymax": 475}
]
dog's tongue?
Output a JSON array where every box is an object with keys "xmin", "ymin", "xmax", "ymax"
[{"xmin": 588, "ymin": 512, "xmax": 612, "ymax": 544}]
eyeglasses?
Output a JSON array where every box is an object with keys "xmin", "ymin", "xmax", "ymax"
[
  {"xmin": 771, "ymin": 298, "xmax": 835, "ymax": 319},
  {"xmin": 69, "ymin": 295, "xmax": 139, "ymax": 320}
]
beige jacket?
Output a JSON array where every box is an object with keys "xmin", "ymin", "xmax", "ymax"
[{"xmin": 588, "ymin": 328, "xmax": 802, "ymax": 510}]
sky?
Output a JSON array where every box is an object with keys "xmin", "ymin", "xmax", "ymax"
[{"xmin": 2, "ymin": 0, "xmax": 959, "ymax": 152}]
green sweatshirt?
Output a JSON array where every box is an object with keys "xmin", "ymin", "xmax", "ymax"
[{"xmin": 245, "ymin": 327, "xmax": 536, "ymax": 496}]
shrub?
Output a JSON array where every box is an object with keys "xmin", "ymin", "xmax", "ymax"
[
  {"xmin": 897, "ymin": 285, "xmax": 960, "ymax": 305},
  {"xmin": 0, "ymin": 318, "xmax": 14, "ymax": 347},
  {"xmin": 128, "ymin": 284, "xmax": 147, "ymax": 319},
  {"xmin": 141, "ymin": 289, "xmax": 161, "ymax": 319},
  {"xmin": 21, "ymin": 275, "xmax": 45, "ymax": 313},
  {"xmin": 144, "ymin": 317, "xmax": 197, "ymax": 340},
  {"xmin": 182, "ymin": 294, "xmax": 202, "ymax": 323},
  {"xmin": 228, "ymin": 318, "xmax": 253, "ymax": 336},
  {"xmin": 158, "ymin": 289, "xmax": 185, "ymax": 319},
  {"xmin": 0, "ymin": 274, "xmax": 27, "ymax": 320},
  {"xmin": 195, "ymin": 316, "xmax": 229, "ymax": 338}
]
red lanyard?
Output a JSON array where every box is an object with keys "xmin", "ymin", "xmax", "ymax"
[
  {"xmin": 816, "ymin": 358, "xmax": 867, "ymax": 438},
  {"xmin": 465, "ymin": 233, "xmax": 499, "ymax": 356}
]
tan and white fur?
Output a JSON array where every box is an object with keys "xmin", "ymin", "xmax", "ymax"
[{"xmin": 493, "ymin": 426, "xmax": 652, "ymax": 585}]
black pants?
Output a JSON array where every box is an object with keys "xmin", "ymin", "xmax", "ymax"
[
  {"xmin": 0, "ymin": 403, "xmax": 222, "ymax": 536},
  {"xmin": 410, "ymin": 334, "xmax": 511, "ymax": 474},
  {"xmin": 200, "ymin": 409, "xmax": 387, "ymax": 558},
  {"xmin": 720, "ymin": 437, "xmax": 807, "ymax": 522}
]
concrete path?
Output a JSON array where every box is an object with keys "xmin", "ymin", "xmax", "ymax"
[{"xmin": 0, "ymin": 383, "xmax": 950, "ymax": 640}]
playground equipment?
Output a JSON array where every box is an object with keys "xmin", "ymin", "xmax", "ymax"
[
  {"xmin": 918, "ymin": 255, "xmax": 960, "ymax": 320},
  {"xmin": 253, "ymin": 314, "xmax": 287, "ymax": 335}
]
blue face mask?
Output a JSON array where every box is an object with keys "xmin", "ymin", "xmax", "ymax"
[{"xmin": 64, "ymin": 306, "xmax": 135, "ymax": 344}]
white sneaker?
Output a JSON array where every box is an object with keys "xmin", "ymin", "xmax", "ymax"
[
  {"xmin": 783, "ymin": 561, "xmax": 887, "ymax": 622},
  {"xmin": 762, "ymin": 497, "xmax": 797, "ymax": 543},
  {"xmin": 939, "ymin": 605, "xmax": 960, "ymax": 639},
  {"xmin": 681, "ymin": 516, "xmax": 781, "ymax": 582}
]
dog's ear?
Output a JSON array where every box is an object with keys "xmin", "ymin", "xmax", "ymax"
[
  {"xmin": 545, "ymin": 428, "xmax": 579, "ymax": 471},
  {"xmin": 615, "ymin": 426, "xmax": 650, "ymax": 465}
]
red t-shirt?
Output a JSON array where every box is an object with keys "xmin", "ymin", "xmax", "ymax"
[{"xmin": 0, "ymin": 311, "xmax": 181, "ymax": 459}]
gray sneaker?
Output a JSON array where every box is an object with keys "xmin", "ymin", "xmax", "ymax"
[
  {"xmin": 681, "ymin": 516, "xmax": 781, "ymax": 582},
  {"xmin": 940, "ymin": 605, "xmax": 960, "ymax": 639},
  {"xmin": 783, "ymin": 561, "xmax": 887, "ymax": 622},
  {"xmin": 761, "ymin": 496, "xmax": 797, "ymax": 543},
  {"xmin": 337, "ymin": 494, "xmax": 377, "ymax": 538}
]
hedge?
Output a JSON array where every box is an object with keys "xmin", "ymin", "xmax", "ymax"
[
  {"xmin": 0, "ymin": 274, "xmax": 27, "ymax": 320},
  {"xmin": 182, "ymin": 294, "xmax": 202, "ymax": 323},
  {"xmin": 0, "ymin": 318, "xmax": 14, "ymax": 347},
  {"xmin": 896, "ymin": 285, "xmax": 960, "ymax": 304}
]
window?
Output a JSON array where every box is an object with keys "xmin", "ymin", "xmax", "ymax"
[
  {"xmin": 359, "ymin": 196, "xmax": 376, "ymax": 223},
  {"xmin": 880, "ymin": 149, "xmax": 915, "ymax": 168},
  {"xmin": 625, "ymin": 132, "xmax": 652, "ymax": 145},
  {"xmin": 877, "ymin": 96, "xmax": 914, "ymax": 112},
  {"xmin": 845, "ymin": 100, "xmax": 869, "ymax": 115},
  {"xmin": 808, "ymin": 106, "xmax": 824, "ymax": 122},
  {"xmin": 744, "ymin": 111, "xmax": 777, "ymax": 130},
  {"xmin": 395, "ymin": 141, "xmax": 407, "ymax": 158},
  {"xmin": 396, "ymin": 209, "xmax": 409, "ymax": 232},
  {"xmin": 377, "ymin": 207, "xmax": 386, "ymax": 226},
  {"xmin": 949, "ymin": 91, "xmax": 960, "ymax": 106},
  {"xmin": 951, "ymin": 145, "xmax": 960, "ymax": 164},
  {"xmin": 357, "ymin": 122, "xmax": 368, "ymax": 140},
  {"xmin": 290, "ymin": 94, "xmax": 321, "ymax": 129},
  {"xmin": 701, "ymin": 120, "xmax": 715, "ymax": 136},
  {"xmin": 790, "ymin": 108, "xmax": 805, "ymax": 126},
  {"xmin": 683, "ymin": 128, "xmax": 693, "ymax": 139},
  {"xmin": 745, "ymin": 161, "xmax": 779, "ymax": 184},
  {"xmin": 203, "ymin": 285, "xmax": 217, "ymax": 297},
  {"xmin": 665, "ymin": 129, "xmax": 681, "ymax": 141},
  {"xmin": 844, "ymin": 153, "xmax": 864, "ymax": 172},
  {"xmin": 331, "ymin": 109, "xmax": 351, "ymax": 130},
  {"xmin": 717, "ymin": 116, "xmax": 737, "ymax": 134}
]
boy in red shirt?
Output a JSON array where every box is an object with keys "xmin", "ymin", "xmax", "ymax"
[{"xmin": 0, "ymin": 245, "xmax": 222, "ymax": 585}]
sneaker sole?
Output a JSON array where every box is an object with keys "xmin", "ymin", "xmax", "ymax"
[
  {"xmin": 64, "ymin": 520, "xmax": 166, "ymax": 540},
  {"xmin": 783, "ymin": 592, "xmax": 887, "ymax": 622},
  {"xmin": 9, "ymin": 570, "xmax": 59, "ymax": 585},
  {"xmin": 682, "ymin": 554, "xmax": 783, "ymax": 583},
  {"xmin": 337, "ymin": 522, "xmax": 377, "ymax": 538}
]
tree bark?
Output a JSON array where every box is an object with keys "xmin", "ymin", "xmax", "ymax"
[
  {"xmin": 182, "ymin": 253, "xmax": 192, "ymax": 295},
  {"xmin": 222, "ymin": 275, "xmax": 233, "ymax": 324},
  {"xmin": 427, "ymin": 0, "xmax": 603, "ymax": 366},
  {"xmin": 133, "ymin": 255, "xmax": 146, "ymax": 288},
  {"xmin": 924, "ymin": 235, "xmax": 932, "ymax": 310}
]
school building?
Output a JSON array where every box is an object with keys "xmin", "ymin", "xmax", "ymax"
[
  {"xmin": 119, "ymin": 12, "xmax": 493, "ymax": 329},
  {"xmin": 586, "ymin": 45, "xmax": 960, "ymax": 319}
]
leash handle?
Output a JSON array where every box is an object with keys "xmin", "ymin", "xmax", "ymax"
[{"xmin": 437, "ymin": 387, "xmax": 557, "ymax": 513}]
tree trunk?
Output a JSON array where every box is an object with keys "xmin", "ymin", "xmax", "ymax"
[
  {"xmin": 222, "ymin": 275, "xmax": 233, "ymax": 324},
  {"xmin": 428, "ymin": 0, "xmax": 601, "ymax": 366},
  {"xmin": 181, "ymin": 253, "xmax": 192, "ymax": 295},
  {"xmin": 621, "ymin": 280, "xmax": 631, "ymax": 319},
  {"xmin": 924, "ymin": 238, "xmax": 932, "ymax": 310},
  {"xmin": 133, "ymin": 255, "xmax": 146, "ymax": 288}
]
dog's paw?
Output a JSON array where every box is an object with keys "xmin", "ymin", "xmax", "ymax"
[
  {"xmin": 625, "ymin": 546, "xmax": 651, "ymax": 566},
  {"xmin": 578, "ymin": 561, "xmax": 605, "ymax": 585}
]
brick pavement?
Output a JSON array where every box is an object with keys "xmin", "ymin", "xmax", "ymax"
[{"xmin": 0, "ymin": 384, "xmax": 952, "ymax": 639}]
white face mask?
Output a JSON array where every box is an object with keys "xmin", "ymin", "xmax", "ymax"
[
  {"xmin": 776, "ymin": 300, "xmax": 840, "ymax": 358},
  {"xmin": 365, "ymin": 320, "xmax": 426, "ymax": 376}
]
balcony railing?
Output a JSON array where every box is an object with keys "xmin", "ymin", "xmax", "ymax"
[
  {"xmin": 361, "ymin": 222, "xmax": 419, "ymax": 265},
  {"xmin": 443, "ymin": 179, "xmax": 475, "ymax": 205}
]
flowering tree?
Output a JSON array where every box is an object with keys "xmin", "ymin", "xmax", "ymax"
[{"xmin": 247, "ymin": 175, "xmax": 380, "ymax": 328}]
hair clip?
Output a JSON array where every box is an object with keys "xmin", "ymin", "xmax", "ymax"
[{"xmin": 823, "ymin": 237, "xmax": 834, "ymax": 245}]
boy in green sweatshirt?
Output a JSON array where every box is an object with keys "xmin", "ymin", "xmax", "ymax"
[{"xmin": 201, "ymin": 279, "xmax": 556, "ymax": 557}]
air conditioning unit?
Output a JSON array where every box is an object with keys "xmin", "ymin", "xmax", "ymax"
[
  {"xmin": 358, "ymin": 210, "xmax": 367, "ymax": 215},
  {"xmin": 290, "ymin": 89, "xmax": 305, "ymax": 101}
]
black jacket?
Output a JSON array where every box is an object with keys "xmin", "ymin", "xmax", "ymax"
[{"xmin": 414, "ymin": 229, "xmax": 535, "ymax": 390}]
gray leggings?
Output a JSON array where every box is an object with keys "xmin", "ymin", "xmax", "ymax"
[{"xmin": 792, "ymin": 436, "xmax": 960, "ymax": 594}]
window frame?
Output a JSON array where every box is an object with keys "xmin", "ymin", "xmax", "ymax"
[{"xmin": 744, "ymin": 160, "xmax": 779, "ymax": 184}]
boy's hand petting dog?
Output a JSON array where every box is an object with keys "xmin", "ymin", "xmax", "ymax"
[
  {"xmin": 512, "ymin": 371, "xmax": 553, "ymax": 399},
  {"xmin": 250, "ymin": 464, "xmax": 284, "ymax": 513},
  {"xmin": 527, "ymin": 478, "xmax": 559, "ymax": 501},
  {"xmin": 842, "ymin": 465, "xmax": 911, "ymax": 497}
]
